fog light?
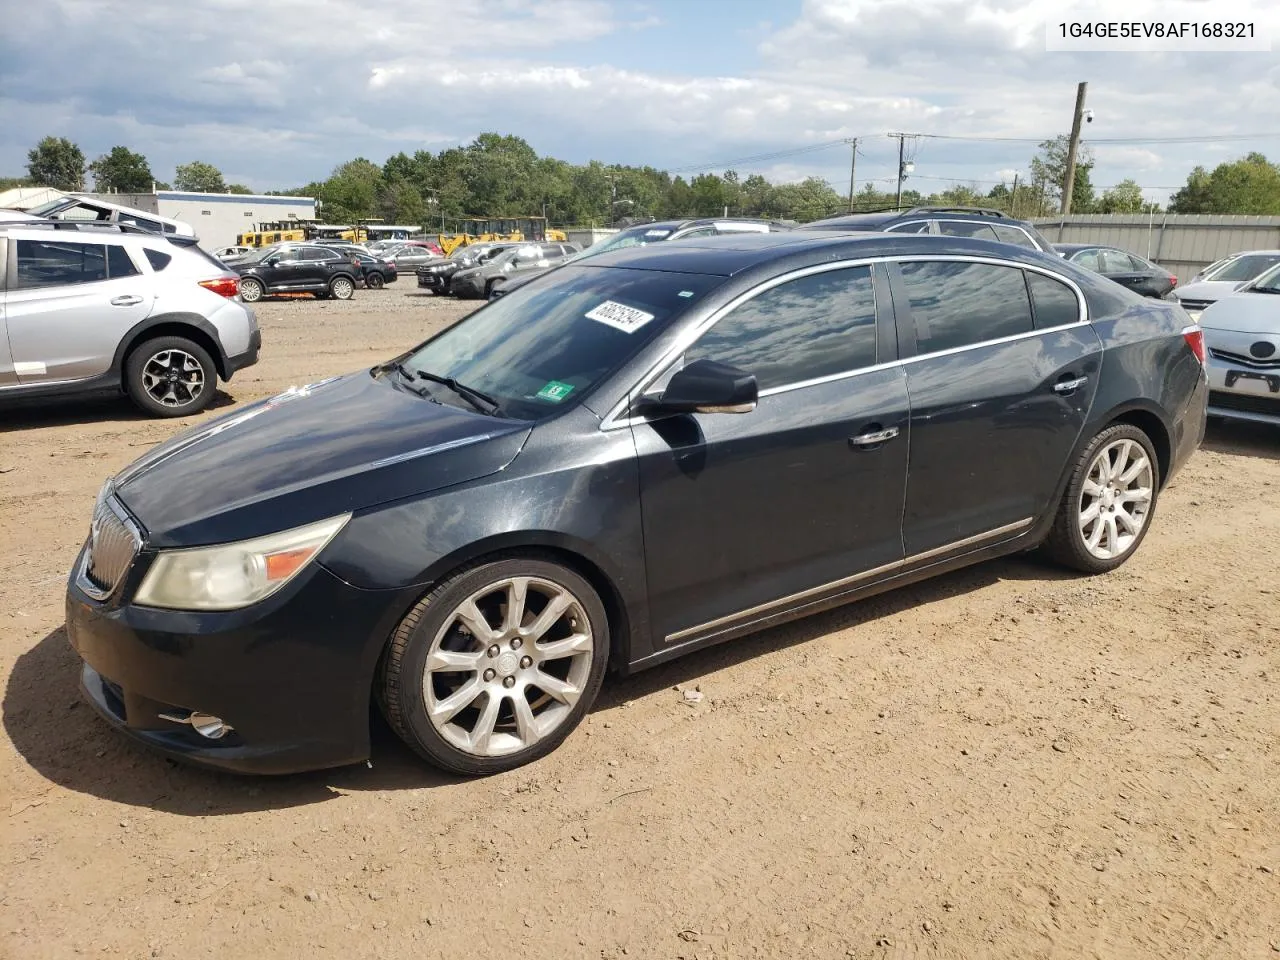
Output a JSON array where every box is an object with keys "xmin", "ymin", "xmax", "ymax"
[{"xmin": 158, "ymin": 710, "xmax": 234, "ymax": 739}]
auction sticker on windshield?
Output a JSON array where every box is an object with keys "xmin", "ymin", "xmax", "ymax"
[
  {"xmin": 536, "ymin": 381, "xmax": 575, "ymax": 403},
  {"xmin": 585, "ymin": 300, "xmax": 655, "ymax": 334}
]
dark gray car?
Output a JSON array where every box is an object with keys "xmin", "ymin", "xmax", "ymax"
[{"xmin": 451, "ymin": 242, "xmax": 579, "ymax": 299}]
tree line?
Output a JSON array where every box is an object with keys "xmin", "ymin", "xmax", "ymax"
[{"xmin": 8, "ymin": 133, "xmax": 1280, "ymax": 226}]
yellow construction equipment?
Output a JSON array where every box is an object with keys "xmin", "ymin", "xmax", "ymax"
[
  {"xmin": 236, "ymin": 220, "xmax": 310, "ymax": 247},
  {"xmin": 435, "ymin": 217, "xmax": 566, "ymax": 256}
]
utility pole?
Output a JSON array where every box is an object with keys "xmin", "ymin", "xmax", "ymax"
[
  {"xmin": 846, "ymin": 138, "xmax": 858, "ymax": 212},
  {"xmin": 1061, "ymin": 81, "xmax": 1088, "ymax": 215},
  {"xmin": 888, "ymin": 133, "xmax": 913, "ymax": 209},
  {"xmin": 1010, "ymin": 172, "xmax": 1019, "ymax": 218}
]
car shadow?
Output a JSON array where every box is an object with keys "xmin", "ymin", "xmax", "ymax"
[
  {"xmin": 4, "ymin": 555, "xmax": 1073, "ymax": 815},
  {"xmin": 1203, "ymin": 418, "xmax": 1280, "ymax": 462},
  {"xmin": 0, "ymin": 391, "xmax": 237, "ymax": 433}
]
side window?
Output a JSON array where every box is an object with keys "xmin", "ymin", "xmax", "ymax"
[
  {"xmin": 106, "ymin": 245, "xmax": 140, "ymax": 279},
  {"xmin": 685, "ymin": 266, "xmax": 878, "ymax": 391},
  {"xmin": 992, "ymin": 224, "xmax": 1037, "ymax": 248},
  {"xmin": 1026, "ymin": 271, "xmax": 1080, "ymax": 329},
  {"xmin": 935, "ymin": 220, "xmax": 1000, "ymax": 241},
  {"xmin": 117, "ymin": 213, "xmax": 163, "ymax": 233},
  {"xmin": 675, "ymin": 227, "xmax": 716, "ymax": 239},
  {"xmin": 884, "ymin": 221, "xmax": 931, "ymax": 235},
  {"xmin": 897, "ymin": 260, "xmax": 1033, "ymax": 353},
  {"xmin": 1101, "ymin": 249, "xmax": 1137, "ymax": 273},
  {"xmin": 144, "ymin": 249, "xmax": 173, "ymax": 271},
  {"xmin": 1070, "ymin": 248, "xmax": 1102, "ymax": 271},
  {"xmin": 15, "ymin": 240, "xmax": 108, "ymax": 288}
]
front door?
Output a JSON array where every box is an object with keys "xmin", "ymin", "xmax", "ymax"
[
  {"xmin": 632, "ymin": 263, "xmax": 909, "ymax": 645},
  {"xmin": 5, "ymin": 238, "xmax": 153, "ymax": 384},
  {"xmin": 887, "ymin": 257, "xmax": 1102, "ymax": 555}
]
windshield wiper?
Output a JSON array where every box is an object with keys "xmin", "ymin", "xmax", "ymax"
[{"xmin": 412, "ymin": 370, "xmax": 502, "ymax": 416}]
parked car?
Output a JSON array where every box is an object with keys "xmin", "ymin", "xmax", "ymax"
[
  {"xmin": 384, "ymin": 244, "xmax": 441, "ymax": 274},
  {"xmin": 314, "ymin": 240, "xmax": 375, "ymax": 258},
  {"xmin": 575, "ymin": 218, "xmax": 793, "ymax": 262},
  {"xmin": 352, "ymin": 252, "xmax": 398, "ymax": 289},
  {"xmin": 214, "ymin": 245, "xmax": 253, "ymax": 262},
  {"xmin": 0, "ymin": 219, "xmax": 259, "ymax": 417},
  {"xmin": 232, "ymin": 244, "xmax": 362, "ymax": 302},
  {"xmin": 805, "ymin": 206, "xmax": 1058, "ymax": 253},
  {"xmin": 416, "ymin": 242, "xmax": 513, "ymax": 294},
  {"xmin": 65, "ymin": 229, "xmax": 1207, "ymax": 776},
  {"xmin": 452, "ymin": 242, "xmax": 579, "ymax": 299},
  {"xmin": 391, "ymin": 238, "xmax": 444, "ymax": 256},
  {"xmin": 24, "ymin": 194, "xmax": 194, "ymax": 237},
  {"xmin": 1175, "ymin": 250, "xmax": 1280, "ymax": 320},
  {"xmin": 1054, "ymin": 244, "xmax": 1178, "ymax": 299},
  {"xmin": 1198, "ymin": 262, "xmax": 1280, "ymax": 424}
]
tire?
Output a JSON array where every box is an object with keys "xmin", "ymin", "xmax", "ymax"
[
  {"xmin": 125, "ymin": 335, "xmax": 217, "ymax": 418},
  {"xmin": 379, "ymin": 556, "xmax": 609, "ymax": 776},
  {"xmin": 238, "ymin": 277, "xmax": 264, "ymax": 303},
  {"xmin": 484, "ymin": 279, "xmax": 497, "ymax": 299},
  {"xmin": 1042, "ymin": 424, "xmax": 1160, "ymax": 574},
  {"xmin": 366, "ymin": 272, "xmax": 385, "ymax": 290},
  {"xmin": 329, "ymin": 275, "xmax": 355, "ymax": 300}
]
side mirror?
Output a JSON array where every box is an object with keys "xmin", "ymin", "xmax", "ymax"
[{"xmin": 649, "ymin": 358, "xmax": 757, "ymax": 415}]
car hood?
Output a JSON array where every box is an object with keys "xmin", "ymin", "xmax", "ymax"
[
  {"xmin": 1199, "ymin": 293, "xmax": 1280, "ymax": 334},
  {"xmin": 1176, "ymin": 279, "xmax": 1247, "ymax": 301},
  {"xmin": 112, "ymin": 371, "xmax": 532, "ymax": 548}
]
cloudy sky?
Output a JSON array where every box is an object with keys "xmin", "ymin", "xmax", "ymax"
[{"xmin": 2, "ymin": 0, "xmax": 1279, "ymax": 205}]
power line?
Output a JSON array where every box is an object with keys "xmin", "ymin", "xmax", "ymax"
[
  {"xmin": 666, "ymin": 138, "xmax": 851, "ymax": 174},
  {"xmin": 911, "ymin": 132, "xmax": 1280, "ymax": 145}
]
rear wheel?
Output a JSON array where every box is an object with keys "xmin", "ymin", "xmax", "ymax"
[
  {"xmin": 125, "ymin": 336, "xmax": 217, "ymax": 418},
  {"xmin": 379, "ymin": 557, "xmax": 609, "ymax": 775},
  {"xmin": 329, "ymin": 276, "xmax": 355, "ymax": 300},
  {"xmin": 366, "ymin": 272, "xmax": 385, "ymax": 290},
  {"xmin": 238, "ymin": 277, "xmax": 264, "ymax": 303},
  {"xmin": 1042, "ymin": 424, "xmax": 1159, "ymax": 573}
]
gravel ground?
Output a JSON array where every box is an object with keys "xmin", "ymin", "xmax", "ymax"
[{"xmin": 2, "ymin": 286, "xmax": 1278, "ymax": 960}]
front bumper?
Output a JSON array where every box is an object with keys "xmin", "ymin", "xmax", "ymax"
[
  {"xmin": 65, "ymin": 550, "xmax": 416, "ymax": 774},
  {"xmin": 417, "ymin": 270, "xmax": 452, "ymax": 292},
  {"xmin": 452, "ymin": 275, "xmax": 484, "ymax": 298},
  {"xmin": 1205, "ymin": 341, "xmax": 1280, "ymax": 425}
]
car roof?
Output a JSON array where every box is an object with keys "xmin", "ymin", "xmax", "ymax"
[
  {"xmin": 809, "ymin": 207, "xmax": 1038, "ymax": 230},
  {"xmin": 577, "ymin": 229, "xmax": 1063, "ymax": 277}
]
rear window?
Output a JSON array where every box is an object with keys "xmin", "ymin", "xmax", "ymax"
[
  {"xmin": 898, "ymin": 260, "xmax": 1034, "ymax": 353},
  {"xmin": 935, "ymin": 220, "xmax": 1000, "ymax": 241},
  {"xmin": 15, "ymin": 239, "xmax": 107, "ymax": 288},
  {"xmin": 992, "ymin": 224, "xmax": 1037, "ymax": 248},
  {"xmin": 1026, "ymin": 272, "xmax": 1080, "ymax": 329},
  {"xmin": 399, "ymin": 266, "xmax": 724, "ymax": 420},
  {"xmin": 107, "ymin": 245, "xmax": 139, "ymax": 278}
]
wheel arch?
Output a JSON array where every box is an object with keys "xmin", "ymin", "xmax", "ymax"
[
  {"xmin": 115, "ymin": 314, "xmax": 229, "ymax": 382},
  {"xmin": 1097, "ymin": 400, "xmax": 1173, "ymax": 489}
]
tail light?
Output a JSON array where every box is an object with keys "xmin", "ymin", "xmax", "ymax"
[
  {"xmin": 1168, "ymin": 275, "xmax": 1178, "ymax": 288},
  {"xmin": 198, "ymin": 277, "xmax": 241, "ymax": 299},
  {"xmin": 1182, "ymin": 324, "xmax": 1206, "ymax": 365}
]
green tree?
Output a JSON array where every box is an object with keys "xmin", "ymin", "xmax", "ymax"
[
  {"xmin": 1029, "ymin": 135, "xmax": 1095, "ymax": 213},
  {"xmin": 26, "ymin": 136, "xmax": 86, "ymax": 190},
  {"xmin": 173, "ymin": 160, "xmax": 227, "ymax": 192},
  {"xmin": 226, "ymin": 183, "xmax": 253, "ymax": 194},
  {"xmin": 1169, "ymin": 153, "xmax": 1280, "ymax": 214},
  {"xmin": 688, "ymin": 173, "xmax": 727, "ymax": 217},
  {"xmin": 89, "ymin": 146, "xmax": 154, "ymax": 193},
  {"xmin": 1096, "ymin": 178, "xmax": 1146, "ymax": 214},
  {"xmin": 319, "ymin": 158, "xmax": 383, "ymax": 222},
  {"xmin": 0, "ymin": 176, "xmax": 32, "ymax": 191}
]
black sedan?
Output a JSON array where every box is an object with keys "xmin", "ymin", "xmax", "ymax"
[
  {"xmin": 1054, "ymin": 243, "xmax": 1178, "ymax": 299},
  {"xmin": 66, "ymin": 230, "xmax": 1207, "ymax": 776},
  {"xmin": 352, "ymin": 252, "xmax": 398, "ymax": 289}
]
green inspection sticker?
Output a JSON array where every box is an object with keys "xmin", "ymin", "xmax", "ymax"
[{"xmin": 536, "ymin": 380, "xmax": 575, "ymax": 403}]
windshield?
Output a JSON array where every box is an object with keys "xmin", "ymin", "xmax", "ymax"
[
  {"xmin": 452, "ymin": 244, "xmax": 491, "ymax": 260},
  {"xmin": 396, "ymin": 265, "xmax": 723, "ymax": 420},
  {"xmin": 1206, "ymin": 254, "xmax": 1280, "ymax": 283},
  {"xmin": 1249, "ymin": 263, "xmax": 1280, "ymax": 293},
  {"xmin": 575, "ymin": 225, "xmax": 674, "ymax": 260}
]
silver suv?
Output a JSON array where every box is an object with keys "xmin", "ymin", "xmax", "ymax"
[{"xmin": 0, "ymin": 219, "xmax": 259, "ymax": 417}]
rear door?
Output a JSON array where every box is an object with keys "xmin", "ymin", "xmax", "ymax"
[
  {"xmin": 6, "ymin": 237, "xmax": 153, "ymax": 384},
  {"xmin": 0, "ymin": 235, "xmax": 14, "ymax": 386},
  {"xmin": 632, "ymin": 263, "xmax": 910, "ymax": 644},
  {"xmin": 887, "ymin": 256, "xmax": 1102, "ymax": 555},
  {"xmin": 1100, "ymin": 249, "xmax": 1154, "ymax": 296}
]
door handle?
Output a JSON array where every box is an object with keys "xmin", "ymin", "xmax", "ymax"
[
  {"xmin": 850, "ymin": 426, "xmax": 899, "ymax": 447},
  {"xmin": 1053, "ymin": 376, "xmax": 1089, "ymax": 394},
  {"xmin": 110, "ymin": 295, "xmax": 143, "ymax": 306}
]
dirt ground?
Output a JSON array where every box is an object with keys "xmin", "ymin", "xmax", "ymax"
[{"xmin": 2, "ymin": 285, "xmax": 1278, "ymax": 960}]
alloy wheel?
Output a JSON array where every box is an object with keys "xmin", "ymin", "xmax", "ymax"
[
  {"xmin": 141, "ymin": 349, "xmax": 205, "ymax": 408},
  {"xmin": 239, "ymin": 279, "xmax": 262, "ymax": 302},
  {"xmin": 331, "ymin": 277, "xmax": 354, "ymax": 299},
  {"xmin": 422, "ymin": 576, "xmax": 594, "ymax": 757},
  {"xmin": 1078, "ymin": 438, "xmax": 1153, "ymax": 560}
]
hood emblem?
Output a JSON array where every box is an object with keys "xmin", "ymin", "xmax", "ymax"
[{"xmin": 1250, "ymin": 340, "xmax": 1276, "ymax": 359}]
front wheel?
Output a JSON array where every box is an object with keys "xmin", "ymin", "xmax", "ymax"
[
  {"xmin": 329, "ymin": 276, "xmax": 355, "ymax": 300},
  {"xmin": 1042, "ymin": 424, "xmax": 1160, "ymax": 573},
  {"xmin": 125, "ymin": 336, "xmax": 217, "ymax": 418},
  {"xmin": 379, "ymin": 557, "xmax": 609, "ymax": 775}
]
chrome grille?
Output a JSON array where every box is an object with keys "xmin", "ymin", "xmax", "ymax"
[
  {"xmin": 82, "ymin": 494, "xmax": 141, "ymax": 599},
  {"xmin": 1209, "ymin": 348, "xmax": 1280, "ymax": 370}
]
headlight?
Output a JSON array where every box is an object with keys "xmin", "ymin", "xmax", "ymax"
[{"xmin": 134, "ymin": 514, "xmax": 350, "ymax": 611}]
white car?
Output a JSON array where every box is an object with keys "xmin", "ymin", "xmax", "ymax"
[
  {"xmin": 24, "ymin": 195, "xmax": 194, "ymax": 238},
  {"xmin": 1176, "ymin": 249, "xmax": 1280, "ymax": 320},
  {"xmin": 1200, "ymin": 263, "xmax": 1280, "ymax": 425},
  {"xmin": 213, "ymin": 245, "xmax": 253, "ymax": 261}
]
